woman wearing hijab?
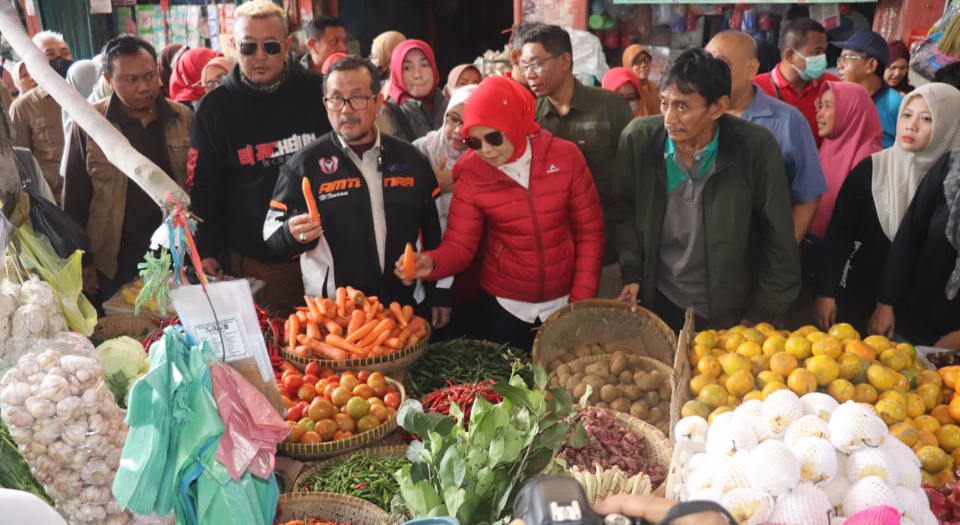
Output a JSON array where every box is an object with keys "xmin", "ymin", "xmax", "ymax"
[
  {"xmin": 814, "ymin": 83, "xmax": 960, "ymax": 333},
  {"xmin": 868, "ymin": 148, "xmax": 960, "ymax": 347},
  {"xmin": 9, "ymin": 61, "xmax": 36, "ymax": 96},
  {"xmin": 601, "ymin": 67, "xmax": 643, "ymax": 117},
  {"xmin": 370, "ymin": 31, "xmax": 405, "ymax": 95},
  {"xmin": 394, "ymin": 76, "xmax": 605, "ymax": 349},
  {"xmin": 381, "ymin": 40, "xmax": 448, "ymax": 142},
  {"xmin": 158, "ymin": 44, "xmax": 186, "ymax": 97},
  {"xmin": 442, "ymin": 64, "xmax": 482, "ymax": 99},
  {"xmin": 809, "ymin": 81, "xmax": 883, "ymax": 240},
  {"xmin": 621, "ymin": 45, "xmax": 659, "ymax": 117},
  {"xmin": 885, "ymin": 40, "xmax": 915, "ymax": 95},
  {"xmin": 201, "ymin": 57, "xmax": 234, "ymax": 94},
  {"xmin": 62, "ymin": 59, "xmax": 103, "ymax": 136},
  {"xmin": 169, "ymin": 48, "xmax": 222, "ymax": 111},
  {"xmin": 413, "ymin": 84, "xmax": 477, "ymax": 233}
]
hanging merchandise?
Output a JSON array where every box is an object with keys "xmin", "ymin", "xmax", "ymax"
[
  {"xmin": 911, "ymin": 13, "xmax": 960, "ymax": 80},
  {"xmin": 809, "ymin": 4, "xmax": 841, "ymax": 31}
]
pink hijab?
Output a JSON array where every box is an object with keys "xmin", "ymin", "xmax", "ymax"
[
  {"xmin": 809, "ymin": 80, "xmax": 883, "ymax": 239},
  {"xmin": 388, "ymin": 40, "xmax": 440, "ymax": 107},
  {"xmin": 170, "ymin": 48, "xmax": 222, "ymax": 102}
]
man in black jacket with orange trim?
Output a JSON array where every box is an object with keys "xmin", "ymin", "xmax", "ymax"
[{"xmin": 264, "ymin": 56, "xmax": 451, "ymax": 328}]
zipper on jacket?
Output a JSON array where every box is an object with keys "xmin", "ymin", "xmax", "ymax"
[{"xmin": 525, "ymin": 189, "xmax": 546, "ymax": 302}]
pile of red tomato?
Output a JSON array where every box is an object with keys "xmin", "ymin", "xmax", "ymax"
[{"xmin": 278, "ymin": 361, "xmax": 402, "ymax": 445}]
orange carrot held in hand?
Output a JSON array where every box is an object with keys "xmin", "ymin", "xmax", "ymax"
[
  {"xmin": 302, "ymin": 177, "xmax": 321, "ymax": 225},
  {"xmin": 402, "ymin": 243, "xmax": 417, "ymax": 279}
]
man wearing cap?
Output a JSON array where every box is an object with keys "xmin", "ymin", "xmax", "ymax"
[{"xmin": 835, "ymin": 29, "xmax": 903, "ymax": 148}]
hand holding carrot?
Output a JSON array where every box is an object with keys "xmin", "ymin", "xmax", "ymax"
[
  {"xmin": 394, "ymin": 251, "xmax": 435, "ymax": 285},
  {"xmin": 288, "ymin": 214, "xmax": 323, "ymax": 244}
]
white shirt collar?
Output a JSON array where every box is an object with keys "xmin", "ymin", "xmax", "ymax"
[{"xmin": 497, "ymin": 138, "xmax": 533, "ymax": 188}]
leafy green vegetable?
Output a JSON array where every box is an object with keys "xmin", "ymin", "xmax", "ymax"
[
  {"xmin": 395, "ymin": 363, "xmax": 581, "ymax": 525},
  {"xmin": 135, "ymin": 248, "xmax": 171, "ymax": 316}
]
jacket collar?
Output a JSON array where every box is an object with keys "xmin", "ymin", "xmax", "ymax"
[
  {"xmin": 741, "ymin": 85, "xmax": 774, "ymax": 119},
  {"xmin": 645, "ymin": 115, "xmax": 737, "ymax": 175},
  {"xmin": 105, "ymin": 93, "xmax": 181, "ymax": 127},
  {"xmin": 535, "ymin": 78, "xmax": 587, "ymax": 118}
]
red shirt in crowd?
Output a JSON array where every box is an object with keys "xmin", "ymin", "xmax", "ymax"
[{"xmin": 754, "ymin": 64, "xmax": 839, "ymax": 148}]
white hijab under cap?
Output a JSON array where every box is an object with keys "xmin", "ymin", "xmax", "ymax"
[{"xmin": 872, "ymin": 82, "xmax": 960, "ymax": 241}]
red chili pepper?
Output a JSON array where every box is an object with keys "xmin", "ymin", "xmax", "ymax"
[{"xmin": 352, "ymin": 482, "xmax": 370, "ymax": 490}]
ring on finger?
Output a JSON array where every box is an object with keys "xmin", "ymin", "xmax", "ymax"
[{"xmin": 299, "ymin": 232, "xmax": 306, "ymax": 242}]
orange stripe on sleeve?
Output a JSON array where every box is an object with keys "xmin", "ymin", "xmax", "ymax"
[
  {"xmin": 431, "ymin": 187, "xmax": 441, "ymax": 199},
  {"xmin": 270, "ymin": 200, "xmax": 288, "ymax": 211}
]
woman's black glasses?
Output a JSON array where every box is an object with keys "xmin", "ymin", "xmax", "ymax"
[
  {"xmin": 238, "ymin": 41, "xmax": 283, "ymax": 56},
  {"xmin": 463, "ymin": 131, "xmax": 506, "ymax": 150}
]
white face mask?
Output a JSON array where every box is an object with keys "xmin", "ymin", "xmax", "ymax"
[{"xmin": 629, "ymin": 100, "xmax": 640, "ymax": 114}]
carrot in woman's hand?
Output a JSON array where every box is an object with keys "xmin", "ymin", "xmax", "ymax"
[
  {"xmin": 402, "ymin": 243, "xmax": 417, "ymax": 279},
  {"xmin": 302, "ymin": 177, "xmax": 321, "ymax": 225},
  {"xmin": 389, "ymin": 302, "xmax": 407, "ymax": 327}
]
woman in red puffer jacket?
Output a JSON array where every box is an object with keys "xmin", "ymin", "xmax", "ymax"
[{"xmin": 394, "ymin": 75, "xmax": 605, "ymax": 349}]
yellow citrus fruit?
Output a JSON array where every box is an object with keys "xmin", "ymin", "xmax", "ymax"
[
  {"xmin": 829, "ymin": 323, "xmax": 858, "ymax": 341},
  {"xmin": 796, "ymin": 325, "xmax": 819, "ymax": 336},
  {"xmin": 744, "ymin": 390, "xmax": 763, "ymax": 402},
  {"xmin": 785, "ymin": 337, "xmax": 813, "ymax": 360},
  {"xmin": 940, "ymin": 367, "xmax": 960, "ymax": 389},
  {"xmin": 879, "ymin": 390, "xmax": 907, "ymax": 407},
  {"xmin": 741, "ymin": 328, "xmax": 766, "ymax": 344},
  {"xmin": 720, "ymin": 353, "xmax": 752, "ymax": 376},
  {"xmin": 827, "ymin": 379, "xmax": 856, "ymax": 403},
  {"xmin": 916, "ymin": 415, "xmax": 943, "ymax": 434},
  {"xmin": 916, "ymin": 370, "xmax": 944, "ymax": 389},
  {"xmin": 837, "ymin": 352, "xmax": 864, "ymax": 381},
  {"xmin": 918, "ymin": 431, "xmax": 940, "ymax": 449},
  {"xmin": 949, "ymin": 397, "xmax": 960, "ymax": 423},
  {"xmin": 904, "ymin": 394, "xmax": 926, "ymax": 419},
  {"xmin": 689, "ymin": 375, "xmax": 718, "ymax": 396},
  {"xmin": 935, "ymin": 466, "xmax": 957, "ymax": 488},
  {"xmin": 892, "ymin": 372, "xmax": 910, "ymax": 392},
  {"xmin": 854, "ymin": 383, "xmax": 879, "ymax": 404},
  {"xmin": 726, "ymin": 369, "xmax": 755, "ymax": 398},
  {"xmin": 762, "ymin": 335, "xmax": 787, "ymax": 357},
  {"xmin": 750, "ymin": 355, "xmax": 771, "ymax": 375},
  {"xmin": 890, "ymin": 422, "xmax": 919, "ymax": 447},
  {"xmin": 725, "ymin": 334, "xmax": 747, "ymax": 353},
  {"xmin": 807, "ymin": 331, "xmax": 828, "ymax": 343},
  {"xmin": 712, "ymin": 349, "xmax": 727, "ymax": 358},
  {"xmin": 846, "ymin": 339, "xmax": 877, "ymax": 364},
  {"xmin": 681, "ymin": 400, "xmax": 712, "ymax": 419},
  {"xmin": 688, "ymin": 344, "xmax": 712, "ymax": 366},
  {"xmin": 761, "ymin": 381, "xmax": 789, "ymax": 400},
  {"xmin": 897, "ymin": 343, "xmax": 917, "ymax": 364},
  {"xmin": 694, "ymin": 331, "xmax": 717, "ymax": 350},
  {"xmin": 788, "ymin": 369, "xmax": 818, "ymax": 396},
  {"xmin": 718, "ymin": 373, "xmax": 731, "ymax": 385},
  {"xmin": 902, "ymin": 369, "xmax": 918, "ymax": 390},
  {"xmin": 917, "ymin": 445, "xmax": 951, "ymax": 474},
  {"xmin": 864, "ymin": 335, "xmax": 892, "ymax": 353},
  {"xmin": 812, "ymin": 337, "xmax": 843, "ymax": 360},
  {"xmin": 916, "ymin": 384, "xmax": 944, "ymax": 412},
  {"xmin": 866, "ymin": 363, "xmax": 897, "ymax": 391},
  {"xmin": 876, "ymin": 398, "xmax": 907, "ymax": 425},
  {"xmin": 757, "ymin": 371, "xmax": 785, "ymax": 390},
  {"xmin": 708, "ymin": 406, "xmax": 733, "ymax": 424},
  {"xmin": 932, "ymin": 405, "xmax": 957, "ymax": 426},
  {"xmin": 951, "ymin": 448, "xmax": 960, "ymax": 467},
  {"xmin": 728, "ymin": 325, "xmax": 746, "ymax": 334},
  {"xmin": 879, "ymin": 348, "xmax": 909, "ymax": 372},
  {"xmin": 754, "ymin": 322, "xmax": 775, "ymax": 334},
  {"xmin": 699, "ymin": 384, "xmax": 729, "ymax": 409},
  {"xmin": 770, "ymin": 352, "xmax": 799, "ymax": 377},
  {"xmin": 807, "ymin": 355, "xmax": 841, "ymax": 386},
  {"xmin": 727, "ymin": 395, "xmax": 742, "ymax": 409},
  {"xmin": 698, "ymin": 355, "xmax": 723, "ymax": 377},
  {"xmin": 737, "ymin": 341, "xmax": 763, "ymax": 359},
  {"xmin": 937, "ymin": 424, "xmax": 960, "ymax": 453}
]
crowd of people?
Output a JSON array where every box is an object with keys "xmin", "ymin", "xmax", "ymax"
[{"xmin": 6, "ymin": 0, "xmax": 960, "ymax": 352}]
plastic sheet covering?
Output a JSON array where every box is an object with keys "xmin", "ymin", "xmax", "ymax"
[
  {"xmin": 15, "ymin": 222, "xmax": 96, "ymax": 336},
  {"xmin": 0, "ymin": 334, "xmax": 132, "ymax": 524},
  {"xmin": 566, "ymin": 29, "xmax": 610, "ymax": 80}
]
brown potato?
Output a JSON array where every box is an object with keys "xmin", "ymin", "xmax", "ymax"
[
  {"xmin": 572, "ymin": 383, "xmax": 587, "ymax": 400},
  {"xmin": 610, "ymin": 398, "xmax": 631, "ymax": 413},
  {"xmin": 637, "ymin": 370, "xmax": 663, "ymax": 391},
  {"xmin": 648, "ymin": 406, "xmax": 664, "ymax": 424},
  {"xmin": 549, "ymin": 376, "xmax": 560, "ymax": 387},
  {"xmin": 644, "ymin": 391, "xmax": 660, "ymax": 407},
  {"xmin": 604, "ymin": 375, "xmax": 619, "ymax": 386},
  {"xmin": 618, "ymin": 370, "xmax": 634, "ymax": 385},
  {"xmin": 556, "ymin": 364, "xmax": 571, "ymax": 377},
  {"xmin": 658, "ymin": 380, "xmax": 672, "ymax": 399},
  {"xmin": 574, "ymin": 345, "xmax": 593, "ymax": 359},
  {"xmin": 595, "ymin": 402, "xmax": 609, "ymax": 409},
  {"xmin": 610, "ymin": 355, "xmax": 627, "ymax": 376},
  {"xmin": 568, "ymin": 361, "xmax": 584, "ymax": 374},
  {"xmin": 583, "ymin": 375, "xmax": 604, "ymax": 392},
  {"xmin": 590, "ymin": 343, "xmax": 605, "ymax": 356},
  {"xmin": 600, "ymin": 385, "xmax": 621, "ymax": 403},
  {"xmin": 630, "ymin": 400, "xmax": 649, "ymax": 419},
  {"xmin": 585, "ymin": 362, "xmax": 610, "ymax": 378},
  {"xmin": 633, "ymin": 371, "xmax": 648, "ymax": 388},
  {"xmin": 571, "ymin": 372, "xmax": 584, "ymax": 383},
  {"xmin": 565, "ymin": 375, "xmax": 580, "ymax": 392},
  {"xmin": 622, "ymin": 385, "xmax": 642, "ymax": 401}
]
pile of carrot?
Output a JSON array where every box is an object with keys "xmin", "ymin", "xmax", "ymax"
[{"xmin": 285, "ymin": 286, "xmax": 427, "ymax": 360}]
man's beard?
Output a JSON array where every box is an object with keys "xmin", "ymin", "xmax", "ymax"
[{"xmin": 337, "ymin": 116, "xmax": 373, "ymax": 143}]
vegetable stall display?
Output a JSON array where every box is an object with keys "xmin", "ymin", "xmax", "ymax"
[
  {"xmin": 296, "ymin": 450, "xmax": 409, "ymax": 509},
  {"xmin": 406, "ymin": 339, "xmax": 531, "ymax": 399}
]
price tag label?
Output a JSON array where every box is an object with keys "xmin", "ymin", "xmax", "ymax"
[{"xmin": 193, "ymin": 314, "xmax": 252, "ymax": 362}]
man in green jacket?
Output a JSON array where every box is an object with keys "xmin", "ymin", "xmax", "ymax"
[{"xmin": 614, "ymin": 48, "xmax": 800, "ymax": 331}]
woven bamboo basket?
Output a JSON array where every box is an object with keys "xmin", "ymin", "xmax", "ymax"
[
  {"xmin": 280, "ymin": 324, "xmax": 431, "ymax": 382},
  {"xmin": 277, "ymin": 379, "xmax": 406, "ymax": 461},
  {"xmin": 550, "ymin": 354, "xmax": 673, "ymax": 435},
  {"xmin": 294, "ymin": 445, "xmax": 409, "ymax": 495},
  {"xmin": 533, "ymin": 300, "xmax": 677, "ymax": 371},
  {"xmin": 273, "ymin": 492, "xmax": 388, "ymax": 525},
  {"xmin": 604, "ymin": 409, "xmax": 674, "ymax": 497},
  {"xmin": 92, "ymin": 314, "xmax": 158, "ymax": 341},
  {"xmin": 668, "ymin": 309, "xmax": 696, "ymax": 444}
]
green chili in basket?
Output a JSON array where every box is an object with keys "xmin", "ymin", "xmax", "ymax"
[
  {"xmin": 297, "ymin": 452, "xmax": 409, "ymax": 509},
  {"xmin": 406, "ymin": 339, "xmax": 533, "ymax": 398}
]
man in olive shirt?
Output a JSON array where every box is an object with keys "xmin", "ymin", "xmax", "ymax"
[
  {"xmin": 10, "ymin": 85, "xmax": 64, "ymax": 202},
  {"xmin": 522, "ymin": 25, "xmax": 634, "ymax": 299}
]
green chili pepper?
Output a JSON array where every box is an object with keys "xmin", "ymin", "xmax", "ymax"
[{"xmin": 298, "ymin": 452, "xmax": 409, "ymax": 509}]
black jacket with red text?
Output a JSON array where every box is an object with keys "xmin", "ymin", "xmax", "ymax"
[{"xmin": 264, "ymin": 130, "xmax": 448, "ymax": 308}]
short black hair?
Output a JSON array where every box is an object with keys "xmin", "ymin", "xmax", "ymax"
[
  {"xmin": 306, "ymin": 15, "xmax": 344, "ymax": 41},
  {"xmin": 660, "ymin": 47, "xmax": 731, "ymax": 106},
  {"xmin": 780, "ymin": 18, "xmax": 826, "ymax": 52},
  {"xmin": 101, "ymin": 35, "xmax": 157, "ymax": 77},
  {"xmin": 324, "ymin": 55, "xmax": 381, "ymax": 96},
  {"xmin": 935, "ymin": 62, "xmax": 960, "ymax": 90},
  {"xmin": 511, "ymin": 22, "xmax": 546, "ymax": 50},
  {"xmin": 522, "ymin": 25, "xmax": 573, "ymax": 58}
]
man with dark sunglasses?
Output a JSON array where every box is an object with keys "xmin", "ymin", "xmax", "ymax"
[
  {"xmin": 264, "ymin": 56, "xmax": 449, "ymax": 326},
  {"xmin": 189, "ymin": 0, "xmax": 332, "ymax": 316}
]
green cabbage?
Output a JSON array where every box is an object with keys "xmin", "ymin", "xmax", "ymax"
[{"xmin": 96, "ymin": 336, "xmax": 149, "ymax": 379}]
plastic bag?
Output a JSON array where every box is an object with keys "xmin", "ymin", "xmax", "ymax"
[
  {"xmin": 27, "ymin": 191, "xmax": 91, "ymax": 260},
  {"xmin": 14, "ymin": 222, "xmax": 97, "ymax": 336},
  {"xmin": 909, "ymin": 32, "xmax": 959, "ymax": 81},
  {"xmin": 0, "ymin": 334, "xmax": 132, "ymax": 525},
  {"xmin": 566, "ymin": 29, "xmax": 609, "ymax": 82}
]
